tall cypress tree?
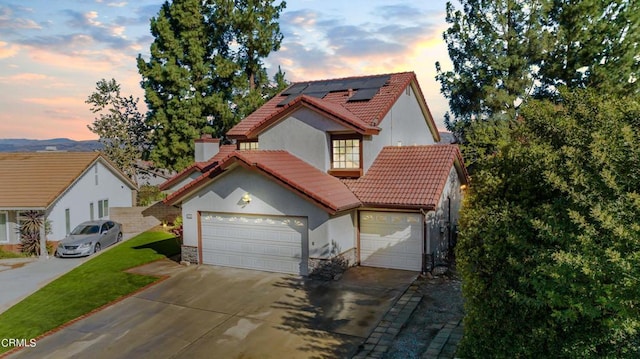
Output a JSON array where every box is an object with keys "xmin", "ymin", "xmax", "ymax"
[
  {"xmin": 438, "ymin": 0, "xmax": 640, "ymax": 143},
  {"xmin": 436, "ymin": 0, "xmax": 545, "ymax": 141},
  {"xmin": 537, "ymin": 0, "xmax": 640, "ymax": 98},
  {"xmin": 137, "ymin": 0, "xmax": 287, "ymax": 171}
]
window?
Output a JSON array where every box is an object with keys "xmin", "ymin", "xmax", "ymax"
[
  {"xmin": 238, "ymin": 141, "xmax": 259, "ymax": 150},
  {"xmin": 0, "ymin": 212, "xmax": 8, "ymax": 243},
  {"xmin": 94, "ymin": 165, "xmax": 98, "ymax": 186},
  {"xmin": 65, "ymin": 209, "xmax": 71, "ymax": 235},
  {"xmin": 330, "ymin": 134, "xmax": 362, "ymax": 177},
  {"xmin": 98, "ymin": 199, "xmax": 109, "ymax": 218},
  {"xmin": 90, "ymin": 203, "xmax": 94, "ymax": 221}
]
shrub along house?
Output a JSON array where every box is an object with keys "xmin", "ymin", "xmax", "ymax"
[
  {"xmin": 163, "ymin": 72, "xmax": 469, "ymax": 275},
  {"xmin": 0, "ymin": 152, "xmax": 137, "ymax": 255}
]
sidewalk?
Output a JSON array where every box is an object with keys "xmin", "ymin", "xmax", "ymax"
[{"xmin": 0, "ymin": 256, "xmax": 88, "ymax": 314}]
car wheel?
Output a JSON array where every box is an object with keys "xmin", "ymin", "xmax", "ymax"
[
  {"xmin": 94, "ymin": 243, "xmax": 101, "ymax": 253},
  {"xmin": 117, "ymin": 232, "xmax": 123, "ymax": 242}
]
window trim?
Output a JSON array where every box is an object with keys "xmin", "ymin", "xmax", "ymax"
[
  {"xmin": 0, "ymin": 211, "xmax": 8, "ymax": 243},
  {"xmin": 98, "ymin": 199, "xmax": 109, "ymax": 219},
  {"xmin": 65, "ymin": 208, "xmax": 71, "ymax": 235},
  {"xmin": 237, "ymin": 140, "xmax": 259, "ymax": 150},
  {"xmin": 329, "ymin": 134, "xmax": 363, "ymax": 178}
]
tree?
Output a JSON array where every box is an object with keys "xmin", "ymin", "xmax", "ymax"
[
  {"xmin": 438, "ymin": 0, "xmax": 640, "ymax": 143},
  {"xmin": 137, "ymin": 0, "xmax": 287, "ymax": 171},
  {"xmin": 86, "ymin": 78, "xmax": 148, "ymax": 181},
  {"xmin": 537, "ymin": 0, "xmax": 640, "ymax": 98},
  {"xmin": 436, "ymin": 0, "xmax": 546, "ymax": 141},
  {"xmin": 456, "ymin": 89, "xmax": 640, "ymax": 357}
]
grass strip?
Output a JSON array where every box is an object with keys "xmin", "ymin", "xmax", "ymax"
[{"xmin": 0, "ymin": 231, "xmax": 179, "ymax": 354}]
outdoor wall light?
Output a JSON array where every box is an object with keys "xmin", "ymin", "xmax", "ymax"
[{"xmin": 242, "ymin": 192, "xmax": 252, "ymax": 203}]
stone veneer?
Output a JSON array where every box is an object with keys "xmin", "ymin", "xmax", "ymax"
[
  {"xmin": 181, "ymin": 245, "xmax": 198, "ymax": 264},
  {"xmin": 308, "ymin": 248, "xmax": 357, "ymax": 280}
]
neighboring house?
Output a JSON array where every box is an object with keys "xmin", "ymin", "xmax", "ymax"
[
  {"xmin": 0, "ymin": 152, "xmax": 137, "ymax": 248},
  {"xmin": 163, "ymin": 72, "xmax": 469, "ymax": 275},
  {"xmin": 135, "ymin": 160, "xmax": 176, "ymax": 187}
]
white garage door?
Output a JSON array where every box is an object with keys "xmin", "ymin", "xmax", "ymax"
[
  {"xmin": 200, "ymin": 213, "xmax": 308, "ymax": 275},
  {"xmin": 359, "ymin": 211, "xmax": 423, "ymax": 271}
]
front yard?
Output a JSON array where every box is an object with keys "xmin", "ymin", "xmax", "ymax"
[{"xmin": 0, "ymin": 231, "xmax": 179, "ymax": 355}]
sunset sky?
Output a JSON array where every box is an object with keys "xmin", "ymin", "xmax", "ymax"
[{"xmin": 0, "ymin": 1, "xmax": 454, "ymax": 140}]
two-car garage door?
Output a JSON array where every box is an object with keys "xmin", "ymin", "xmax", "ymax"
[
  {"xmin": 200, "ymin": 213, "xmax": 308, "ymax": 275},
  {"xmin": 359, "ymin": 211, "xmax": 423, "ymax": 271}
]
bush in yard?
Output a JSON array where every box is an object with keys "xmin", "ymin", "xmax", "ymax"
[
  {"xmin": 18, "ymin": 210, "xmax": 52, "ymax": 256},
  {"xmin": 457, "ymin": 89, "xmax": 640, "ymax": 358}
]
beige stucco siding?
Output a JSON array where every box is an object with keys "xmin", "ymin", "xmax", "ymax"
[
  {"xmin": 364, "ymin": 86, "xmax": 436, "ymax": 172},
  {"xmin": 259, "ymin": 108, "xmax": 350, "ymax": 172},
  {"xmin": 180, "ymin": 166, "xmax": 356, "ymax": 260}
]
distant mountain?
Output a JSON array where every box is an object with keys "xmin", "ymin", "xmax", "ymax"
[{"xmin": 0, "ymin": 138, "xmax": 102, "ymax": 152}]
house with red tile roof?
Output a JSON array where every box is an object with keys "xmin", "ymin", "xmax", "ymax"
[{"xmin": 163, "ymin": 72, "xmax": 469, "ymax": 275}]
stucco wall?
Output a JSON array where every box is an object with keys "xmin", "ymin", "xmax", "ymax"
[
  {"xmin": 364, "ymin": 86, "xmax": 436, "ymax": 172},
  {"xmin": 426, "ymin": 166, "xmax": 464, "ymax": 264},
  {"xmin": 46, "ymin": 161, "xmax": 135, "ymax": 240},
  {"xmin": 180, "ymin": 166, "xmax": 353, "ymax": 259},
  {"xmin": 259, "ymin": 107, "xmax": 349, "ymax": 172}
]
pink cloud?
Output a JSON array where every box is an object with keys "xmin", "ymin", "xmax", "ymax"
[{"xmin": 0, "ymin": 41, "xmax": 19, "ymax": 59}]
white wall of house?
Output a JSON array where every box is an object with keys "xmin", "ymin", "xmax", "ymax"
[
  {"xmin": 364, "ymin": 85, "xmax": 436, "ymax": 172},
  {"xmin": 47, "ymin": 160, "xmax": 134, "ymax": 240},
  {"xmin": 164, "ymin": 172, "xmax": 202, "ymax": 194},
  {"xmin": 259, "ymin": 107, "xmax": 349, "ymax": 172},
  {"xmin": 180, "ymin": 166, "xmax": 355, "ymax": 259}
]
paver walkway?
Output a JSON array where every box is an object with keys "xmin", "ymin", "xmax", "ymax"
[
  {"xmin": 352, "ymin": 283, "xmax": 422, "ymax": 358},
  {"xmin": 352, "ymin": 280, "xmax": 464, "ymax": 359},
  {"xmin": 422, "ymin": 319, "xmax": 463, "ymax": 358}
]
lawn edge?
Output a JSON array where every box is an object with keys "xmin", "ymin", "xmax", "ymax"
[{"xmin": 0, "ymin": 258, "xmax": 173, "ymax": 358}]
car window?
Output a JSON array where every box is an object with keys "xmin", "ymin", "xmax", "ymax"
[
  {"xmin": 101, "ymin": 224, "xmax": 109, "ymax": 233},
  {"xmin": 106, "ymin": 221, "xmax": 114, "ymax": 230},
  {"xmin": 71, "ymin": 225, "xmax": 99, "ymax": 235}
]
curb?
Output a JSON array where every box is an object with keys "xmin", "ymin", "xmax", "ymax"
[{"xmin": 352, "ymin": 282, "xmax": 423, "ymax": 359}]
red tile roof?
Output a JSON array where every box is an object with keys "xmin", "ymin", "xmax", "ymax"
[
  {"xmin": 345, "ymin": 145, "xmax": 469, "ymax": 209},
  {"xmin": 164, "ymin": 150, "xmax": 361, "ymax": 214},
  {"xmin": 227, "ymin": 72, "xmax": 439, "ymax": 141},
  {"xmin": 159, "ymin": 144, "xmax": 236, "ymax": 191}
]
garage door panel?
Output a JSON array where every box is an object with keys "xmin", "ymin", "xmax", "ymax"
[
  {"xmin": 360, "ymin": 211, "xmax": 422, "ymax": 271},
  {"xmin": 200, "ymin": 213, "xmax": 307, "ymax": 275}
]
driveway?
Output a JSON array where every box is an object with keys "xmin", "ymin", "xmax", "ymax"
[{"xmin": 7, "ymin": 261, "xmax": 417, "ymax": 359}]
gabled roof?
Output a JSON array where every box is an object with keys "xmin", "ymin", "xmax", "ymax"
[
  {"xmin": 0, "ymin": 152, "xmax": 136, "ymax": 209},
  {"xmin": 227, "ymin": 72, "xmax": 440, "ymax": 141},
  {"xmin": 164, "ymin": 150, "xmax": 361, "ymax": 214},
  {"xmin": 158, "ymin": 144, "xmax": 236, "ymax": 191},
  {"xmin": 345, "ymin": 145, "xmax": 469, "ymax": 210}
]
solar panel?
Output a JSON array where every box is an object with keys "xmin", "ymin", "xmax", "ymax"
[
  {"xmin": 281, "ymin": 83, "xmax": 308, "ymax": 95},
  {"xmin": 348, "ymin": 88, "xmax": 379, "ymax": 102},
  {"xmin": 277, "ymin": 74, "xmax": 390, "ymax": 106}
]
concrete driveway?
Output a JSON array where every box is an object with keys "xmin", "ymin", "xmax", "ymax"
[{"xmin": 7, "ymin": 260, "xmax": 417, "ymax": 359}]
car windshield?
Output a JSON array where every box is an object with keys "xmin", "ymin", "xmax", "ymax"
[{"xmin": 71, "ymin": 225, "xmax": 100, "ymax": 235}]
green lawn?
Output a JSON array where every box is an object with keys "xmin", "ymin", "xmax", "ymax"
[
  {"xmin": 0, "ymin": 231, "xmax": 180, "ymax": 354},
  {"xmin": 0, "ymin": 248, "xmax": 26, "ymax": 259}
]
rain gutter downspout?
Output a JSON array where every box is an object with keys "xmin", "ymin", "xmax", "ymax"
[{"xmin": 420, "ymin": 208, "xmax": 432, "ymax": 274}]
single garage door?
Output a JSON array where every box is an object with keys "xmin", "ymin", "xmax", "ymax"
[
  {"xmin": 359, "ymin": 211, "xmax": 422, "ymax": 271},
  {"xmin": 200, "ymin": 213, "xmax": 308, "ymax": 275}
]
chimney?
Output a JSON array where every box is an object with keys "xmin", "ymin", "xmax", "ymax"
[{"xmin": 194, "ymin": 134, "xmax": 220, "ymax": 162}]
